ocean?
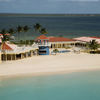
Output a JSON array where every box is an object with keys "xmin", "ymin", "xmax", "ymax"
[
  {"xmin": 0, "ymin": 15, "xmax": 100, "ymax": 40},
  {"xmin": 0, "ymin": 70, "xmax": 100, "ymax": 100}
]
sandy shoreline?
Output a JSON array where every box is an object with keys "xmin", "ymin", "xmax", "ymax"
[{"xmin": 0, "ymin": 52, "xmax": 100, "ymax": 78}]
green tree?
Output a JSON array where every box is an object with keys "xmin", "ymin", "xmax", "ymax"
[
  {"xmin": 23, "ymin": 25, "xmax": 29, "ymax": 32},
  {"xmin": 53, "ymin": 49, "xmax": 59, "ymax": 55},
  {"xmin": 1, "ymin": 29, "xmax": 10, "ymax": 42},
  {"xmin": 1, "ymin": 29, "xmax": 6, "ymax": 34},
  {"xmin": 40, "ymin": 28, "xmax": 48, "ymax": 34},
  {"xmin": 25, "ymin": 40, "xmax": 29, "ymax": 45},
  {"xmin": 88, "ymin": 40, "xmax": 99, "ymax": 50},
  {"xmin": 8, "ymin": 28, "xmax": 15, "ymax": 35},
  {"xmin": 34, "ymin": 23, "xmax": 41, "ymax": 32},
  {"xmin": 16, "ymin": 25, "xmax": 23, "ymax": 41},
  {"xmin": 20, "ymin": 40, "xmax": 24, "ymax": 44},
  {"xmin": 30, "ymin": 40, "xmax": 34, "ymax": 45}
]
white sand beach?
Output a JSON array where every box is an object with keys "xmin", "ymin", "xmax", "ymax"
[{"xmin": 0, "ymin": 52, "xmax": 100, "ymax": 77}]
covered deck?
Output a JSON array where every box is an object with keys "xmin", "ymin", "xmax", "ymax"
[{"xmin": 1, "ymin": 44, "xmax": 38, "ymax": 61}]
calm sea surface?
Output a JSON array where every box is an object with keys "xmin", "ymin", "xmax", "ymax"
[
  {"xmin": 0, "ymin": 16, "xmax": 100, "ymax": 40},
  {"xmin": 0, "ymin": 70, "xmax": 100, "ymax": 100}
]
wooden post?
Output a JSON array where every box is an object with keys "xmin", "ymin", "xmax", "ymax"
[
  {"xmin": 5, "ymin": 54, "xmax": 7, "ymax": 61},
  {"xmin": 21, "ymin": 53, "xmax": 23, "ymax": 59},
  {"xmin": 0, "ymin": 52, "xmax": 1, "ymax": 63},
  {"xmin": 31, "ymin": 51, "xmax": 33, "ymax": 57},
  {"xmin": 56, "ymin": 44, "xmax": 58, "ymax": 48},
  {"xmin": 15, "ymin": 54, "xmax": 16, "ymax": 60},
  {"xmin": 11, "ymin": 54, "xmax": 12, "ymax": 61},
  {"xmin": 52, "ymin": 44, "xmax": 54, "ymax": 48},
  {"xmin": 26, "ymin": 52, "xmax": 28, "ymax": 58}
]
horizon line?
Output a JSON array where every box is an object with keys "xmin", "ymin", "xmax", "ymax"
[{"xmin": 0, "ymin": 13, "xmax": 100, "ymax": 15}]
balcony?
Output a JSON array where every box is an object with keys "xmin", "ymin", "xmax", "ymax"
[{"xmin": 37, "ymin": 43, "xmax": 51, "ymax": 47}]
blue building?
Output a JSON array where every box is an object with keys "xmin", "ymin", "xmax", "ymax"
[
  {"xmin": 38, "ymin": 46, "xmax": 49, "ymax": 55},
  {"xmin": 36, "ymin": 35, "xmax": 50, "ymax": 55}
]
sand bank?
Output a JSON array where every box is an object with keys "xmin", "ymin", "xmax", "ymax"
[{"xmin": 0, "ymin": 53, "xmax": 100, "ymax": 78}]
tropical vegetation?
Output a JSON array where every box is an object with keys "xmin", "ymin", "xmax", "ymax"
[
  {"xmin": 0, "ymin": 23, "xmax": 48, "ymax": 42},
  {"xmin": 87, "ymin": 40, "xmax": 99, "ymax": 50},
  {"xmin": 1, "ymin": 29, "xmax": 10, "ymax": 42},
  {"xmin": 34, "ymin": 23, "xmax": 41, "ymax": 32},
  {"xmin": 53, "ymin": 49, "xmax": 59, "ymax": 55},
  {"xmin": 40, "ymin": 28, "xmax": 48, "ymax": 34}
]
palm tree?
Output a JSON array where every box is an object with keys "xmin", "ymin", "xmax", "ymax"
[
  {"xmin": 23, "ymin": 25, "xmax": 29, "ymax": 32},
  {"xmin": 88, "ymin": 40, "xmax": 99, "ymax": 50},
  {"xmin": 8, "ymin": 28, "xmax": 15, "ymax": 40},
  {"xmin": 40, "ymin": 28, "xmax": 48, "ymax": 34},
  {"xmin": 1, "ymin": 29, "xmax": 6, "ymax": 35},
  {"xmin": 8, "ymin": 28, "xmax": 15, "ymax": 35},
  {"xmin": 1, "ymin": 29, "xmax": 9, "ymax": 42},
  {"xmin": 34, "ymin": 23, "xmax": 41, "ymax": 32},
  {"xmin": 16, "ymin": 25, "xmax": 23, "ymax": 41}
]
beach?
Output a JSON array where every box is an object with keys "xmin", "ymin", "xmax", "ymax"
[{"xmin": 0, "ymin": 52, "xmax": 100, "ymax": 78}]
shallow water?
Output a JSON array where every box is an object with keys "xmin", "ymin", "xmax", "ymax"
[{"xmin": 0, "ymin": 70, "xmax": 100, "ymax": 100}]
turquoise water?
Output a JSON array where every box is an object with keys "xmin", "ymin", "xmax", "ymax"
[
  {"xmin": 0, "ymin": 70, "xmax": 100, "ymax": 100},
  {"xmin": 0, "ymin": 16, "xmax": 100, "ymax": 40}
]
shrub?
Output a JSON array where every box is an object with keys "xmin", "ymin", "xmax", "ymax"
[{"xmin": 90, "ymin": 50, "xmax": 100, "ymax": 54}]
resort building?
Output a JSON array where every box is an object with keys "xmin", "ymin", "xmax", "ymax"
[
  {"xmin": 1, "ymin": 35, "xmax": 100, "ymax": 61},
  {"xmin": 0, "ymin": 42, "xmax": 38, "ymax": 61},
  {"xmin": 74, "ymin": 37, "xmax": 100, "ymax": 45},
  {"xmin": 36, "ymin": 35, "xmax": 51, "ymax": 55},
  {"xmin": 36, "ymin": 35, "xmax": 76, "ymax": 49},
  {"xmin": 74, "ymin": 37, "xmax": 100, "ymax": 47}
]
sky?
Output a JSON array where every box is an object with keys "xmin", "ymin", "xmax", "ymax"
[{"xmin": 0, "ymin": 0, "xmax": 100, "ymax": 14}]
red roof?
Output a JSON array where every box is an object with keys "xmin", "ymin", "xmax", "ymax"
[
  {"xmin": 5, "ymin": 33, "xmax": 10, "ymax": 36},
  {"xmin": 0, "ymin": 33, "xmax": 10, "ymax": 36},
  {"xmin": 48, "ymin": 37, "xmax": 74, "ymax": 42},
  {"xmin": 2, "ymin": 43, "xmax": 13, "ymax": 50},
  {"xmin": 36, "ymin": 35, "xmax": 74, "ymax": 42},
  {"xmin": 90, "ymin": 37, "xmax": 100, "ymax": 39},
  {"xmin": 36, "ymin": 35, "xmax": 49, "ymax": 40}
]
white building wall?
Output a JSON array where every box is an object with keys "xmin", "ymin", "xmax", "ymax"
[
  {"xmin": 50, "ymin": 41, "xmax": 76, "ymax": 44},
  {"xmin": 49, "ymin": 41, "xmax": 77, "ymax": 48}
]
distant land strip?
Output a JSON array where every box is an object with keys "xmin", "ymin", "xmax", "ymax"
[{"xmin": 0, "ymin": 13, "xmax": 100, "ymax": 17}]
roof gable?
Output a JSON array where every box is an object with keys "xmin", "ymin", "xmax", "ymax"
[
  {"xmin": 2, "ymin": 43, "xmax": 13, "ymax": 50},
  {"xmin": 36, "ymin": 35, "xmax": 49, "ymax": 40},
  {"xmin": 1, "ymin": 42, "xmax": 18, "ymax": 51}
]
